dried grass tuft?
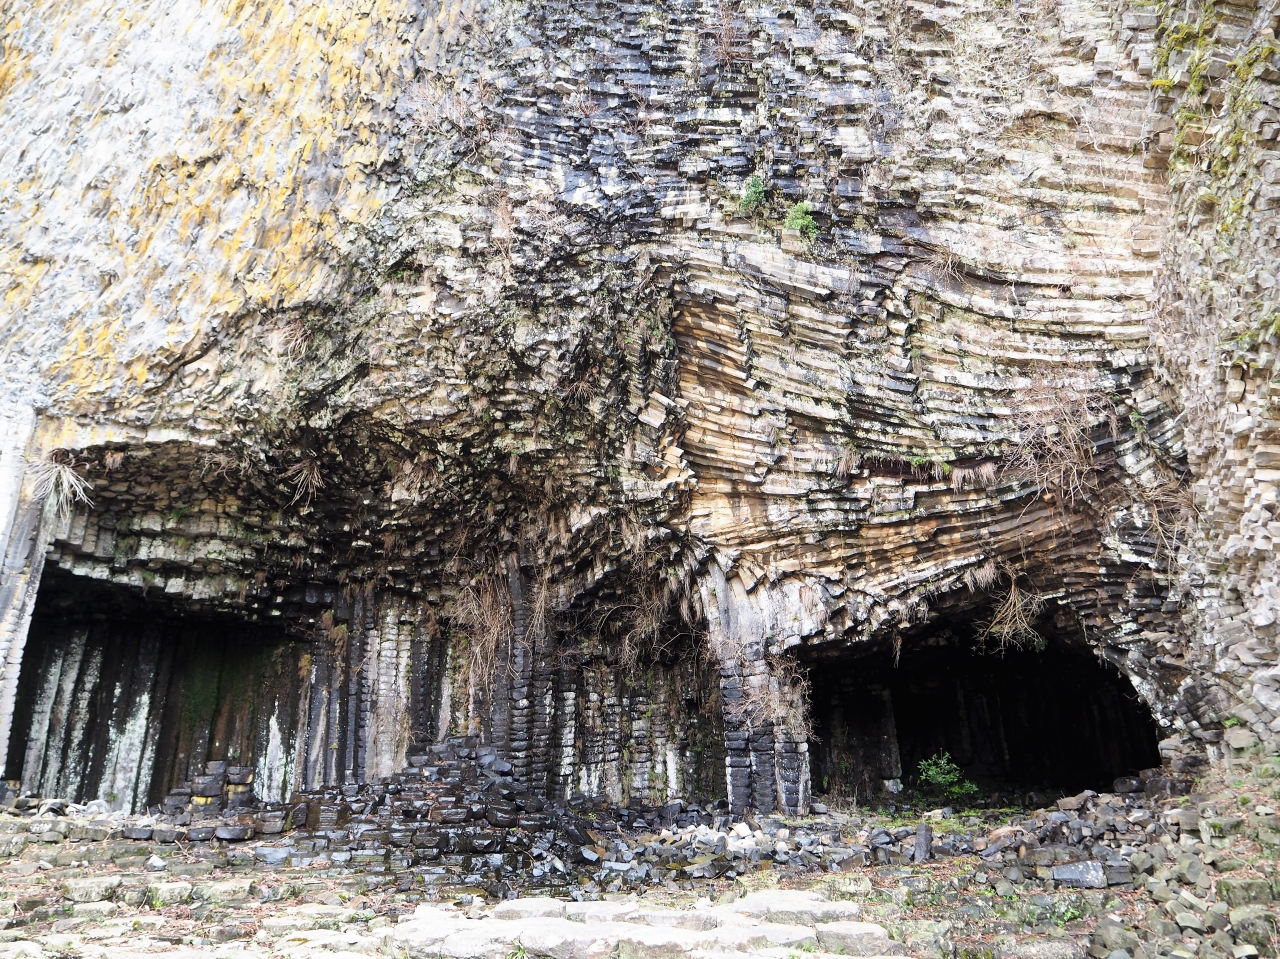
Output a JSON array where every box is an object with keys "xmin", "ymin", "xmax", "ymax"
[
  {"xmin": 266, "ymin": 317, "xmax": 309, "ymax": 364},
  {"xmin": 963, "ymin": 559, "xmax": 999, "ymax": 593},
  {"xmin": 454, "ymin": 570, "xmax": 514, "ymax": 695},
  {"xmin": 565, "ymin": 87, "xmax": 601, "ymax": 119},
  {"xmin": 1002, "ymin": 364, "xmax": 1115, "ymax": 506},
  {"xmin": 391, "ymin": 458, "xmax": 437, "ymax": 505},
  {"xmin": 923, "ymin": 247, "xmax": 969, "ymax": 289},
  {"xmin": 833, "ymin": 439, "xmax": 863, "ymax": 481},
  {"xmin": 28, "ymin": 451, "xmax": 93, "ymax": 524},
  {"xmin": 491, "ymin": 190, "xmax": 515, "ymax": 264},
  {"xmin": 711, "ymin": 0, "xmax": 752, "ymax": 65},
  {"xmin": 563, "ymin": 360, "xmax": 601, "ymax": 405},
  {"xmin": 951, "ymin": 461, "xmax": 998, "ymax": 492},
  {"xmin": 402, "ymin": 76, "xmax": 494, "ymax": 149},
  {"xmin": 200, "ymin": 447, "xmax": 255, "ymax": 482},
  {"xmin": 524, "ymin": 567, "xmax": 556, "ymax": 648},
  {"xmin": 725, "ymin": 655, "xmax": 815, "ymax": 742},
  {"xmin": 279, "ymin": 457, "xmax": 324, "ymax": 507},
  {"xmin": 609, "ymin": 514, "xmax": 687, "ymax": 669},
  {"xmin": 1146, "ymin": 475, "xmax": 1196, "ymax": 542}
]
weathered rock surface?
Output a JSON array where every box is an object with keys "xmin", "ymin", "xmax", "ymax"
[{"xmin": 0, "ymin": 0, "xmax": 1275, "ymax": 825}]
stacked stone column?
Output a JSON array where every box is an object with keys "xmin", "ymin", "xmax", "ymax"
[{"xmin": 0, "ymin": 407, "xmax": 52, "ymax": 778}]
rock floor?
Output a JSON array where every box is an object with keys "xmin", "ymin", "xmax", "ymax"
[{"xmin": 0, "ymin": 749, "xmax": 1276, "ymax": 959}]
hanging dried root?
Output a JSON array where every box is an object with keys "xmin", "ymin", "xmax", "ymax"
[{"xmin": 977, "ymin": 569, "xmax": 1046, "ymax": 652}]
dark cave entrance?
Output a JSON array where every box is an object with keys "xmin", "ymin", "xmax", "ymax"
[
  {"xmin": 806, "ymin": 621, "xmax": 1162, "ymax": 803},
  {"xmin": 5, "ymin": 567, "xmax": 305, "ymax": 811}
]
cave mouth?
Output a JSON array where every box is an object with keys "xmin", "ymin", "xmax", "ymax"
[
  {"xmin": 6, "ymin": 567, "xmax": 305, "ymax": 813},
  {"xmin": 806, "ymin": 624, "xmax": 1162, "ymax": 804}
]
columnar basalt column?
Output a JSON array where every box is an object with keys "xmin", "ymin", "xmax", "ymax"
[
  {"xmin": 699, "ymin": 565, "xmax": 815, "ymax": 815},
  {"xmin": 362, "ymin": 601, "xmax": 416, "ymax": 782},
  {"xmin": 0, "ymin": 405, "xmax": 42, "ymax": 777}
]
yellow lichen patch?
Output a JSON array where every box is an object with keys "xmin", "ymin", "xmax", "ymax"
[
  {"xmin": 0, "ymin": 0, "xmax": 428, "ymax": 416},
  {"xmin": 0, "ymin": 16, "xmax": 33, "ymax": 101}
]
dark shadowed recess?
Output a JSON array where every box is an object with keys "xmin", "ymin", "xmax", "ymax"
[
  {"xmin": 5, "ymin": 567, "xmax": 306, "ymax": 809},
  {"xmin": 806, "ymin": 621, "xmax": 1162, "ymax": 802}
]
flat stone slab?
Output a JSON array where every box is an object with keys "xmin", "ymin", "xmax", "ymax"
[
  {"xmin": 195, "ymin": 877, "xmax": 254, "ymax": 904},
  {"xmin": 62, "ymin": 877, "xmax": 121, "ymax": 902},
  {"xmin": 71, "ymin": 901, "xmax": 118, "ymax": 919},
  {"xmin": 434, "ymin": 924, "xmax": 534, "ymax": 959},
  {"xmin": 730, "ymin": 890, "xmax": 863, "ymax": 924},
  {"xmin": 391, "ymin": 906, "xmax": 831, "ymax": 959},
  {"xmin": 261, "ymin": 904, "xmax": 359, "ymax": 935},
  {"xmin": 625, "ymin": 908, "xmax": 723, "ymax": 930},
  {"xmin": 284, "ymin": 931, "xmax": 387, "ymax": 958},
  {"xmin": 494, "ymin": 897, "xmax": 568, "ymax": 920},
  {"xmin": 815, "ymin": 920, "xmax": 906, "ymax": 955},
  {"xmin": 749, "ymin": 951, "xmax": 906, "ymax": 959},
  {"xmin": 565, "ymin": 900, "xmax": 639, "ymax": 922},
  {"xmin": 999, "ymin": 939, "xmax": 1087, "ymax": 959},
  {"xmin": 147, "ymin": 881, "xmax": 193, "ymax": 907},
  {"xmin": 1049, "ymin": 862, "xmax": 1106, "ymax": 889}
]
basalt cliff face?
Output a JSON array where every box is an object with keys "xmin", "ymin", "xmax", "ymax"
[{"xmin": 0, "ymin": 0, "xmax": 1276, "ymax": 815}]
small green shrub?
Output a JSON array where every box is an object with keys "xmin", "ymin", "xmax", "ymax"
[
  {"xmin": 916, "ymin": 752, "xmax": 978, "ymax": 803},
  {"xmin": 784, "ymin": 201, "xmax": 819, "ymax": 239},
  {"xmin": 739, "ymin": 174, "xmax": 766, "ymax": 213}
]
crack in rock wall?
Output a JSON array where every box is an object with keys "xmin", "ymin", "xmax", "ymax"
[{"xmin": 0, "ymin": 0, "xmax": 1275, "ymax": 812}]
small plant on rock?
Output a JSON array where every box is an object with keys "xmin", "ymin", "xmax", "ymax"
[
  {"xmin": 916, "ymin": 751, "xmax": 979, "ymax": 803},
  {"xmin": 784, "ymin": 202, "xmax": 819, "ymax": 240},
  {"xmin": 739, "ymin": 174, "xmax": 766, "ymax": 214}
]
